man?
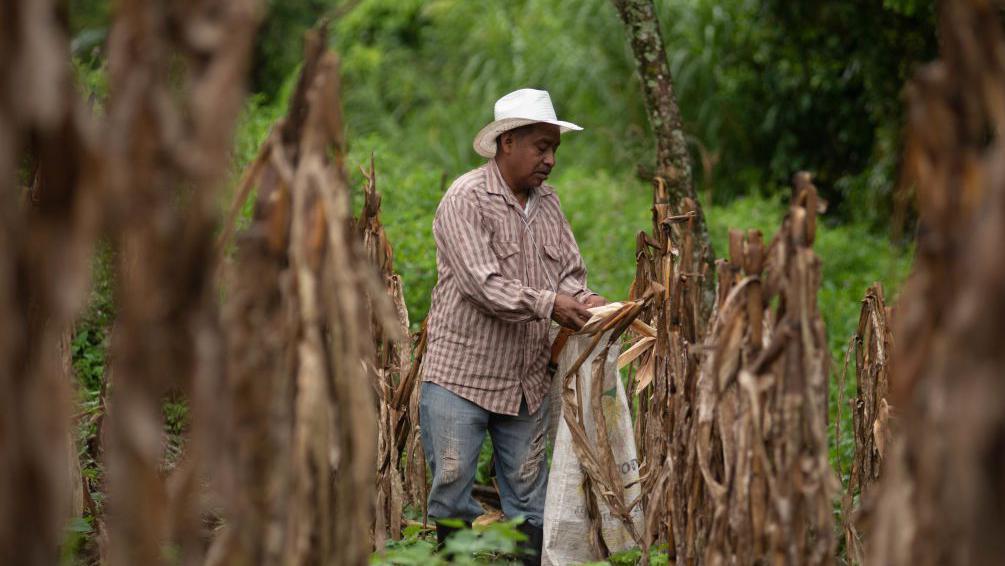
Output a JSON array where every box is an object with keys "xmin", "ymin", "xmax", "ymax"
[{"xmin": 420, "ymin": 88, "xmax": 605, "ymax": 564}]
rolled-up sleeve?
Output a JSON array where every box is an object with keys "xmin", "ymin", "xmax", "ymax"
[{"xmin": 434, "ymin": 195, "xmax": 556, "ymax": 322}]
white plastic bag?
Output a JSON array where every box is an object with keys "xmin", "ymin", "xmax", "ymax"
[{"xmin": 542, "ymin": 330, "xmax": 644, "ymax": 566}]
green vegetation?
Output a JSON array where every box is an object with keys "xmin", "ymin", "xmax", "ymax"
[
  {"xmin": 371, "ymin": 519, "xmax": 528, "ymax": 565},
  {"xmin": 322, "ymin": 0, "xmax": 935, "ymax": 224},
  {"xmin": 72, "ymin": 0, "xmax": 936, "ymax": 221}
]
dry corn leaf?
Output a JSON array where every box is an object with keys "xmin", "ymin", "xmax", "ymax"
[
  {"xmin": 619, "ymin": 336, "xmax": 656, "ymax": 370},
  {"xmin": 633, "ymin": 356, "xmax": 656, "ymax": 395},
  {"xmin": 630, "ymin": 319, "xmax": 657, "ymax": 338},
  {"xmin": 580, "ymin": 301, "xmax": 627, "ymax": 334}
]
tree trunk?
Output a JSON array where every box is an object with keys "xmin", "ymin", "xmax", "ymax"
[{"xmin": 612, "ymin": 0, "xmax": 716, "ymax": 317}]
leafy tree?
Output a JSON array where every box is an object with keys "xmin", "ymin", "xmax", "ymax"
[{"xmin": 656, "ymin": 0, "xmax": 937, "ymax": 222}]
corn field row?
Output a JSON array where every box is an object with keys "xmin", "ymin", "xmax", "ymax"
[{"xmin": 2, "ymin": 0, "xmax": 1004, "ymax": 565}]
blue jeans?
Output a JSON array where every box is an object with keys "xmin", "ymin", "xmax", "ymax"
[{"xmin": 419, "ymin": 381, "xmax": 550, "ymax": 527}]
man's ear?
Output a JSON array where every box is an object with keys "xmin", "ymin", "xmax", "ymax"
[{"xmin": 498, "ymin": 132, "xmax": 513, "ymax": 155}]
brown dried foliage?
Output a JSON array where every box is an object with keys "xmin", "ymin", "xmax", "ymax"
[
  {"xmin": 629, "ymin": 185, "xmax": 708, "ymax": 564},
  {"xmin": 610, "ymin": 2, "xmax": 840, "ymax": 562},
  {"xmin": 695, "ymin": 178, "xmax": 836, "ymax": 566},
  {"xmin": 868, "ymin": 2, "xmax": 1005, "ymax": 565},
  {"xmin": 357, "ymin": 156, "xmax": 426, "ymax": 543},
  {"xmin": 4, "ymin": 2, "xmax": 413, "ymax": 560},
  {"xmin": 95, "ymin": 2, "xmax": 260, "ymax": 564},
  {"xmin": 617, "ymin": 175, "xmax": 835, "ymax": 565},
  {"xmin": 0, "ymin": 2, "xmax": 98, "ymax": 564},
  {"xmin": 839, "ymin": 283, "xmax": 892, "ymax": 564},
  {"xmin": 211, "ymin": 26, "xmax": 398, "ymax": 566}
]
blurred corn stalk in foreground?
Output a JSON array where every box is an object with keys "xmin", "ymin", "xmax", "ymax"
[
  {"xmin": 869, "ymin": 2, "xmax": 1005, "ymax": 565},
  {"xmin": 839, "ymin": 283, "xmax": 892, "ymax": 564},
  {"xmin": 356, "ymin": 157, "xmax": 426, "ymax": 544},
  {"xmin": 695, "ymin": 177, "xmax": 836, "ymax": 565},
  {"xmin": 97, "ymin": 0, "xmax": 261, "ymax": 564},
  {"xmin": 213, "ymin": 25, "xmax": 396, "ymax": 565},
  {"xmin": 0, "ymin": 1, "xmax": 99, "ymax": 564}
]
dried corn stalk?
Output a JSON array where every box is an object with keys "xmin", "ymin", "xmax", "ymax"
[
  {"xmin": 839, "ymin": 283, "xmax": 892, "ymax": 564},
  {"xmin": 0, "ymin": 1, "xmax": 100, "ymax": 563},
  {"xmin": 695, "ymin": 177, "xmax": 836, "ymax": 565},
  {"xmin": 578, "ymin": 180, "xmax": 836, "ymax": 566},
  {"xmin": 868, "ymin": 2, "xmax": 1005, "ymax": 565},
  {"xmin": 211, "ymin": 26, "xmax": 396, "ymax": 566},
  {"xmin": 628, "ymin": 184, "xmax": 708, "ymax": 563},
  {"xmin": 97, "ymin": 1, "xmax": 260, "ymax": 564},
  {"xmin": 357, "ymin": 157, "xmax": 424, "ymax": 543}
]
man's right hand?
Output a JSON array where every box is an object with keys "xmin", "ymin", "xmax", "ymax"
[{"xmin": 551, "ymin": 293, "xmax": 593, "ymax": 330}]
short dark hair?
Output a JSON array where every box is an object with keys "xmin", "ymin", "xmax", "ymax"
[{"xmin": 495, "ymin": 122, "xmax": 539, "ymax": 152}]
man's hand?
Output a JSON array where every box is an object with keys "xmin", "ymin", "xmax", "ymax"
[
  {"xmin": 584, "ymin": 294, "xmax": 608, "ymax": 308},
  {"xmin": 551, "ymin": 293, "xmax": 593, "ymax": 330}
]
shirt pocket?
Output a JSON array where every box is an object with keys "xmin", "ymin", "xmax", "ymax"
[
  {"xmin": 542, "ymin": 243, "xmax": 568, "ymax": 281},
  {"xmin": 491, "ymin": 239, "xmax": 521, "ymax": 279}
]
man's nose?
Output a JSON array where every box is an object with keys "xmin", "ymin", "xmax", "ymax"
[{"xmin": 543, "ymin": 149, "xmax": 556, "ymax": 168}]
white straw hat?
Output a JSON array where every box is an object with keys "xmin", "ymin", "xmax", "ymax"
[{"xmin": 472, "ymin": 88, "xmax": 583, "ymax": 158}]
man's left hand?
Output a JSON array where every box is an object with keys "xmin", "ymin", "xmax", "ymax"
[{"xmin": 584, "ymin": 295, "xmax": 608, "ymax": 308}]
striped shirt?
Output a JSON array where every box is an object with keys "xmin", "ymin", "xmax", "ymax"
[{"xmin": 422, "ymin": 159, "xmax": 596, "ymax": 415}]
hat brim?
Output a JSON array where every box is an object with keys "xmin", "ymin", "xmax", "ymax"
[{"xmin": 473, "ymin": 117, "xmax": 583, "ymax": 158}]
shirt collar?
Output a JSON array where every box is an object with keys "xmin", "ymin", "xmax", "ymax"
[{"xmin": 486, "ymin": 159, "xmax": 555, "ymax": 199}]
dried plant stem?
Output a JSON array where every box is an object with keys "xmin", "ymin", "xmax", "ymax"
[
  {"xmin": 869, "ymin": 2, "xmax": 1005, "ymax": 564},
  {"xmin": 0, "ymin": 2, "xmax": 99, "ymax": 563},
  {"xmin": 211, "ymin": 25, "xmax": 397, "ymax": 566},
  {"xmin": 840, "ymin": 284, "xmax": 892, "ymax": 564}
]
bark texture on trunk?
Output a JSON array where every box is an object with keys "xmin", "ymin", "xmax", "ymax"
[{"xmin": 612, "ymin": 0, "xmax": 715, "ymax": 316}]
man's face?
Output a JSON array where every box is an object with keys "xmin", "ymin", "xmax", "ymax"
[{"xmin": 498, "ymin": 123, "xmax": 561, "ymax": 191}]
